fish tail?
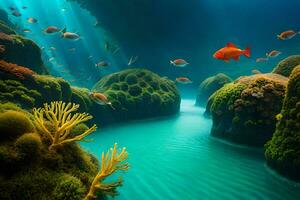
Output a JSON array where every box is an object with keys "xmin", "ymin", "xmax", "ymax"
[
  {"xmin": 276, "ymin": 35, "xmax": 282, "ymax": 40},
  {"xmin": 170, "ymin": 60, "xmax": 174, "ymax": 65},
  {"xmin": 243, "ymin": 47, "xmax": 251, "ymax": 58}
]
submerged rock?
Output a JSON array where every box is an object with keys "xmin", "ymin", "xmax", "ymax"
[
  {"xmin": 196, "ymin": 73, "xmax": 232, "ymax": 107},
  {"xmin": 92, "ymin": 68, "xmax": 181, "ymax": 124},
  {"xmin": 0, "ymin": 32, "xmax": 48, "ymax": 74},
  {"xmin": 272, "ymin": 55, "xmax": 300, "ymax": 77},
  {"xmin": 206, "ymin": 73, "xmax": 288, "ymax": 146},
  {"xmin": 265, "ymin": 65, "xmax": 300, "ymax": 181}
]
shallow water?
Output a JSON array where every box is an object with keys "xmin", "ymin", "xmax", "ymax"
[{"xmin": 81, "ymin": 100, "xmax": 300, "ymax": 200}]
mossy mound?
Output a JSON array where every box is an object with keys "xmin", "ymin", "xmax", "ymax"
[
  {"xmin": 196, "ymin": 73, "xmax": 232, "ymax": 107},
  {"xmin": 0, "ymin": 75, "xmax": 71, "ymax": 109},
  {"xmin": 272, "ymin": 55, "xmax": 300, "ymax": 77},
  {"xmin": 0, "ymin": 31, "xmax": 48, "ymax": 74},
  {"xmin": 265, "ymin": 65, "xmax": 300, "ymax": 181},
  {"xmin": 206, "ymin": 73, "xmax": 288, "ymax": 146},
  {"xmin": 92, "ymin": 68, "xmax": 180, "ymax": 123},
  {"xmin": 0, "ymin": 104, "xmax": 99, "ymax": 200}
]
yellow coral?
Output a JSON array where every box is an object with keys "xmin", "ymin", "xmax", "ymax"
[
  {"xmin": 33, "ymin": 101, "xmax": 97, "ymax": 150},
  {"xmin": 84, "ymin": 143, "xmax": 129, "ymax": 200}
]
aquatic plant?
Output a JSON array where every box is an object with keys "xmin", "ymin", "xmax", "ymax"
[
  {"xmin": 84, "ymin": 143, "xmax": 129, "ymax": 200},
  {"xmin": 0, "ymin": 60, "xmax": 35, "ymax": 80},
  {"xmin": 265, "ymin": 65, "xmax": 300, "ymax": 181},
  {"xmin": 272, "ymin": 55, "xmax": 300, "ymax": 77},
  {"xmin": 33, "ymin": 101, "xmax": 97, "ymax": 150},
  {"xmin": 0, "ymin": 102, "xmax": 101, "ymax": 199},
  {"xmin": 196, "ymin": 73, "xmax": 232, "ymax": 107},
  {"xmin": 207, "ymin": 73, "xmax": 288, "ymax": 146}
]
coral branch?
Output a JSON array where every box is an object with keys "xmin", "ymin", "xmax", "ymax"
[
  {"xmin": 32, "ymin": 101, "xmax": 97, "ymax": 150},
  {"xmin": 84, "ymin": 143, "xmax": 129, "ymax": 200}
]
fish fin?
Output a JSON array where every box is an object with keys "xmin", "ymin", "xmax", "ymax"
[
  {"xmin": 233, "ymin": 56, "xmax": 240, "ymax": 61},
  {"xmin": 243, "ymin": 47, "xmax": 251, "ymax": 58},
  {"xmin": 224, "ymin": 59, "xmax": 230, "ymax": 63},
  {"xmin": 226, "ymin": 42, "xmax": 237, "ymax": 48},
  {"xmin": 60, "ymin": 27, "xmax": 66, "ymax": 33}
]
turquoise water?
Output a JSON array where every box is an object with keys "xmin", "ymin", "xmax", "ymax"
[{"xmin": 81, "ymin": 100, "xmax": 300, "ymax": 200}]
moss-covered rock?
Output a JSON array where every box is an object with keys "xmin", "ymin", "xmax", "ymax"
[
  {"xmin": 206, "ymin": 73, "xmax": 288, "ymax": 146},
  {"xmin": 265, "ymin": 65, "xmax": 300, "ymax": 181},
  {"xmin": 92, "ymin": 68, "xmax": 180, "ymax": 124},
  {"xmin": 0, "ymin": 31, "xmax": 48, "ymax": 74},
  {"xmin": 0, "ymin": 110, "xmax": 35, "ymax": 141},
  {"xmin": 0, "ymin": 74, "xmax": 72, "ymax": 109},
  {"xmin": 0, "ymin": 105, "xmax": 99, "ymax": 200},
  {"xmin": 196, "ymin": 73, "xmax": 232, "ymax": 107},
  {"xmin": 272, "ymin": 55, "xmax": 300, "ymax": 77},
  {"xmin": 15, "ymin": 133, "xmax": 42, "ymax": 159}
]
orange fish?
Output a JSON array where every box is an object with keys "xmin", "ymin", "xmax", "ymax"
[
  {"xmin": 89, "ymin": 92, "xmax": 115, "ymax": 109},
  {"xmin": 176, "ymin": 77, "xmax": 192, "ymax": 84},
  {"xmin": 44, "ymin": 26, "xmax": 60, "ymax": 34},
  {"xmin": 277, "ymin": 30, "xmax": 299, "ymax": 40},
  {"xmin": 213, "ymin": 43, "xmax": 251, "ymax": 63},
  {"xmin": 170, "ymin": 59, "xmax": 189, "ymax": 67}
]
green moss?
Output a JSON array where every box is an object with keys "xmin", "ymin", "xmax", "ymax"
[
  {"xmin": 196, "ymin": 73, "xmax": 232, "ymax": 106},
  {"xmin": 92, "ymin": 68, "xmax": 181, "ymax": 123},
  {"xmin": 70, "ymin": 87, "xmax": 92, "ymax": 112},
  {"xmin": 125, "ymin": 74, "xmax": 138, "ymax": 85},
  {"xmin": 0, "ymin": 105, "xmax": 99, "ymax": 199},
  {"xmin": 128, "ymin": 85, "xmax": 142, "ymax": 96},
  {"xmin": 15, "ymin": 133, "xmax": 42, "ymax": 159},
  {"xmin": 70, "ymin": 123, "xmax": 89, "ymax": 137},
  {"xmin": 52, "ymin": 174, "xmax": 85, "ymax": 200},
  {"xmin": 207, "ymin": 73, "xmax": 288, "ymax": 146},
  {"xmin": 272, "ymin": 55, "xmax": 300, "ymax": 77},
  {"xmin": 0, "ymin": 110, "xmax": 34, "ymax": 141},
  {"xmin": 265, "ymin": 65, "xmax": 300, "ymax": 181}
]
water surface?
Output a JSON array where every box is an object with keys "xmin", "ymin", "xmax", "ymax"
[{"xmin": 81, "ymin": 100, "xmax": 300, "ymax": 200}]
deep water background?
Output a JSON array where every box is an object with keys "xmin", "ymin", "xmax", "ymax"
[{"xmin": 1, "ymin": 0, "xmax": 300, "ymax": 96}]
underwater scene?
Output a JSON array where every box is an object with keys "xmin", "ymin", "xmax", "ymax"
[{"xmin": 0, "ymin": 0, "xmax": 300, "ymax": 199}]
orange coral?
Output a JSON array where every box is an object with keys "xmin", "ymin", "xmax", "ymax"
[{"xmin": 0, "ymin": 60, "xmax": 35, "ymax": 80}]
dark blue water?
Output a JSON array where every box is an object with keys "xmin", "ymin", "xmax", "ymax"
[
  {"xmin": 81, "ymin": 100, "xmax": 300, "ymax": 200},
  {"xmin": 1, "ymin": 0, "xmax": 300, "ymax": 94}
]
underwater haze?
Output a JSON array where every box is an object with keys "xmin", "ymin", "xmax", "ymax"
[
  {"xmin": 0, "ymin": 0, "xmax": 300, "ymax": 199},
  {"xmin": 1, "ymin": 0, "xmax": 300, "ymax": 95}
]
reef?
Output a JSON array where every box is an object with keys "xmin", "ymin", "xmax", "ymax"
[
  {"xmin": 0, "ymin": 65, "xmax": 71, "ymax": 109},
  {"xmin": 272, "ymin": 55, "xmax": 300, "ymax": 77},
  {"xmin": 0, "ymin": 102, "xmax": 129, "ymax": 199},
  {"xmin": 0, "ymin": 102, "xmax": 98, "ymax": 200},
  {"xmin": 206, "ymin": 73, "xmax": 288, "ymax": 146},
  {"xmin": 196, "ymin": 73, "xmax": 232, "ymax": 107},
  {"xmin": 92, "ymin": 68, "xmax": 181, "ymax": 123},
  {"xmin": 0, "ymin": 32, "xmax": 48, "ymax": 74},
  {"xmin": 265, "ymin": 65, "xmax": 300, "ymax": 181}
]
